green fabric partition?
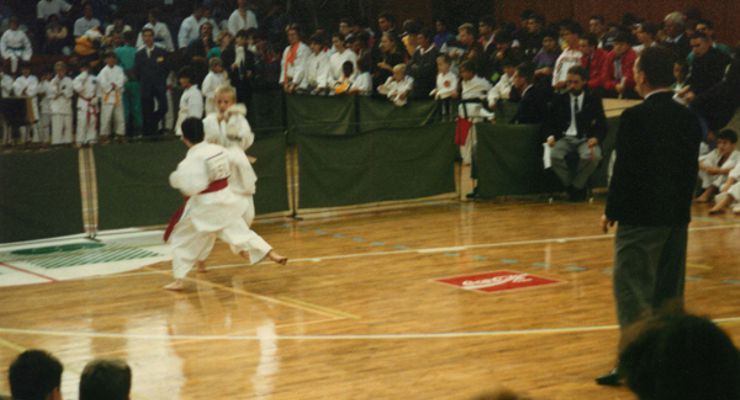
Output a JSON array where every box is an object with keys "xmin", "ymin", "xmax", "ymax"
[
  {"xmin": 0, "ymin": 148, "xmax": 83, "ymax": 243},
  {"xmin": 95, "ymin": 141, "xmax": 185, "ymax": 230},
  {"xmin": 297, "ymin": 122, "xmax": 456, "ymax": 209},
  {"xmin": 476, "ymin": 123, "xmax": 560, "ymax": 197},
  {"xmin": 248, "ymin": 91, "xmax": 285, "ymax": 131},
  {"xmin": 286, "ymin": 94, "xmax": 356, "ymax": 136},
  {"xmin": 250, "ymin": 130, "xmax": 290, "ymax": 215},
  {"xmin": 357, "ymin": 97, "xmax": 439, "ymax": 132}
]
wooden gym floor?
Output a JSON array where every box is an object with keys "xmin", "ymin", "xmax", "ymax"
[{"xmin": 0, "ymin": 200, "xmax": 738, "ymax": 399}]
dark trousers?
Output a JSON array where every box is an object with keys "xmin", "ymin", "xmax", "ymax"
[
  {"xmin": 141, "ymin": 84, "xmax": 168, "ymax": 136},
  {"xmin": 613, "ymin": 223, "xmax": 688, "ymax": 330}
]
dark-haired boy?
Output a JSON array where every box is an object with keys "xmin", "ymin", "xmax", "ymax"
[{"xmin": 8, "ymin": 349, "xmax": 63, "ymax": 400}]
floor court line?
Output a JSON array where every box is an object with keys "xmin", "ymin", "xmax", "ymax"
[
  {"xmin": 0, "ymin": 317, "xmax": 738, "ymax": 341},
  {"xmin": 0, "ymin": 262, "xmax": 58, "ymax": 282}
]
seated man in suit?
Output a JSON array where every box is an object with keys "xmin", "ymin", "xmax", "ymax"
[
  {"xmin": 545, "ymin": 65, "xmax": 607, "ymax": 201},
  {"xmin": 510, "ymin": 63, "xmax": 549, "ymax": 124}
]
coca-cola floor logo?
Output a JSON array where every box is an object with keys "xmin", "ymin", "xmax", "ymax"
[{"xmin": 434, "ymin": 270, "xmax": 562, "ymax": 293}]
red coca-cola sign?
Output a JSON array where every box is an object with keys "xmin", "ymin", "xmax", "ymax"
[{"xmin": 434, "ymin": 270, "xmax": 562, "ymax": 293}]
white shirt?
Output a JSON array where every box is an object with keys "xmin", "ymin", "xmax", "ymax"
[
  {"xmin": 72, "ymin": 71, "xmax": 97, "ymax": 101},
  {"xmin": 296, "ymin": 50, "xmax": 330, "ymax": 90},
  {"xmin": 202, "ymin": 71, "xmax": 229, "ymax": 102},
  {"xmin": 0, "ymin": 29, "xmax": 32, "ymax": 60},
  {"xmin": 136, "ymin": 21, "xmax": 174, "ymax": 51},
  {"xmin": 227, "ymin": 8, "xmax": 258, "ymax": 35},
  {"xmin": 178, "ymin": 15, "xmax": 205, "ymax": 49},
  {"xmin": 279, "ymin": 42, "xmax": 310, "ymax": 84},
  {"xmin": 565, "ymin": 92, "xmax": 584, "ymax": 137},
  {"xmin": 552, "ymin": 47, "xmax": 583, "ymax": 87},
  {"xmin": 37, "ymin": 0, "xmax": 71, "ymax": 20},
  {"xmin": 350, "ymin": 72, "xmax": 372, "ymax": 95},
  {"xmin": 329, "ymin": 49, "xmax": 357, "ymax": 84},
  {"xmin": 487, "ymin": 72, "xmax": 513, "ymax": 107},
  {"xmin": 73, "ymin": 17, "xmax": 101, "ymax": 37},
  {"xmin": 97, "ymin": 64, "xmax": 126, "ymax": 104},
  {"xmin": 179, "ymin": 85, "xmax": 204, "ymax": 120},
  {"xmin": 431, "ymin": 71, "xmax": 458, "ymax": 99},
  {"xmin": 0, "ymin": 73, "xmax": 14, "ymax": 97},
  {"xmin": 48, "ymin": 75, "xmax": 73, "ymax": 114}
]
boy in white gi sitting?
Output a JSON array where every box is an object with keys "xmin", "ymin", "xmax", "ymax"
[
  {"xmin": 377, "ymin": 64, "xmax": 414, "ymax": 107},
  {"xmin": 164, "ymin": 117, "xmax": 287, "ymax": 291},
  {"xmin": 696, "ymin": 129, "xmax": 740, "ymax": 203},
  {"xmin": 709, "ymin": 161, "xmax": 740, "ymax": 215}
]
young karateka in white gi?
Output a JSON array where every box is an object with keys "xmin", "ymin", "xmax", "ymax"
[
  {"xmin": 175, "ymin": 67, "xmax": 203, "ymax": 136},
  {"xmin": 709, "ymin": 161, "xmax": 740, "ymax": 215},
  {"xmin": 294, "ymin": 35, "xmax": 330, "ymax": 94},
  {"xmin": 97, "ymin": 51, "xmax": 127, "ymax": 140},
  {"xmin": 164, "ymin": 117, "xmax": 287, "ymax": 291},
  {"xmin": 48, "ymin": 61, "xmax": 74, "ymax": 145},
  {"xmin": 0, "ymin": 66, "xmax": 13, "ymax": 144},
  {"xmin": 429, "ymin": 54, "xmax": 458, "ymax": 100},
  {"xmin": 196, "ymin": 85, "xmax": 287, "ymax": 272},
  {"xmin": 0, "ymin": 17, "xmax": 32, "ymax": 74},
  {"xmin": 458, "ymin": 61, "xmax": 492, "ymax": 165},
  {"xmin": 328, "ymin": 33, "xmax": 357, "ymax": 87},
  {"xmin": 377, "ymin": 64, "xmax": 414, "ymax": 107},
  {"xmin": 201, "ymin": 57, "xmax": 230, "ymax": 115},
  {"xmin": 13, "ymin": 63, "xmax": 39, "ymax": 144},
  {"xmin": 72, "ymin": 61, "xmax": 99, "ymax": 145},
  {"xmin": 37, "ymin": 71, "xmax": 53, "ymax": 145},
  {"xmin": 696, "ymin": 130, "xmax": 740, "ymax": 203}
]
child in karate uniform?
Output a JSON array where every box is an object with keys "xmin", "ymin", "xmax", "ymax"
[
  {"xmin": 48, "ymin": 61, "xmax": 74, "ymax": 145},
  {"xmin": 175, "ymin": 66, "xmax": 204, "ymax": 136},
  {"xmin": 201, "ymin": 57, "xmax": 229, "ymax": 115},
  {"xmin": 72, "ymin": 60, "xmax": 99, "ymax": 145},
  {"xmin": 13, "ymin": 62, "xmax": 39, "ymax": 144},
  {"xmin": 98, "ymin": 51, "xmax": 127, "ymax": 141},
  {"xmin": 696, "ymin": 130, "xmax": 740, "ymax": 203},
  {"xmin": 377, "ymin": 64, "xmax": 414, "ymax": 107}
]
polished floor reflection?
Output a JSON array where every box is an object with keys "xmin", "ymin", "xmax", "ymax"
[{"xmin": 0, "ymin": 200, "xmax": 738, "ymax": 400}]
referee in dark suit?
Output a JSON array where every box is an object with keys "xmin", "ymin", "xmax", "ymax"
[{"xmin": 598, "ymin": 46, "xmax": 703, "ymax": 386}]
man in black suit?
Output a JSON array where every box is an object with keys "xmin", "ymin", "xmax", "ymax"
[
  {"xmin": 684, "ymin": 32, "xmax": 732, "ymax": 97},
  {"xmin": 510, "ymin": 63, "xmax": 548, "ymax": 124},
  {"xmin": 407, "ymin": 28, "xmax": 438, "ymax": 99},
  {"xmin": 545, "ymin": 65, "xmax": 607, "ymax": 201},
  {"xmin": 597, "ymin": 46, "xmax": 703, "ymax": 386},
  {"xmin": 135, "ymin": 28, "xmax": 169, "ymax": 136}
]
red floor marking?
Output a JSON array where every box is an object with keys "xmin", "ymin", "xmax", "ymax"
[{"xmin": 0, "ymin": 262, "xmax": 58, "ymax": 282}]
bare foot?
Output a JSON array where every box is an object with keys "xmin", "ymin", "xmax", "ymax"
[
  {"xmin": 196, "ymin": 260, "xmax": 207, "ymax": 273},
  {"xmin": 164, "ymin": 279, "xmax": 185, "ymax": 291},
  {"xmin": 695, "ymin": 193, "xmax": 711, "ymax": 203},
  {"xmin": 708, "ymin": 207, "xmax": 726, "ymax": 215},
  {"xmin": 267, "ymin": 250, "xmax": 288, "ymax": 265}
]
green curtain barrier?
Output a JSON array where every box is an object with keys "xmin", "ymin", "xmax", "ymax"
[
  {"xmin": 0, "ymin": 148, "xmax": 83, "ymax": 243},
  {"xmin": 250, "ymin": 130, "xmax": 290, "ymax": 215},
  {"xmin": 286, "ymin": 94, "xmax": 357, "ymax": 136},
  {"xmin": 248, "ymin": 91, "xmax": 285, "ymax": 131},
  {"xmin": 357, "ymin": 97, "xmax": 439, "ymax": 132},
  {"xmin": 297, "ymin": 122, "xmax": 456, "ymax": 209}
]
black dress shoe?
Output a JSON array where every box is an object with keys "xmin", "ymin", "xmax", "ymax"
[
  {"xmin": 466, "ymin": 187, "xmax": 479, "ymax": 199},
  {"xmin": 595, "ymin": 368, "xmax": 621, "ymax": 386}
]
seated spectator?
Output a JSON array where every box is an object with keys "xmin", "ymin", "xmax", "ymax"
[
  {"xmin": 588, "ymin": 15, "xmax": 612, "ymax": 50},
  {"xmin": 430, "ymin": 54, "xmax": 458, "ymax": 100},
  {"xmin": 334, "ymin": 61, "xmax": 354, "ymax": 95},
  {"xmin": 662, "ymin": 11, "xmax": 690, "ymax": 60},
  {"xmin": 433, "ymin": 18, "xmax": 455, "ymax": 50},
  {"xmin": 532, "ymin": 30, "xmax": 561, "ymax": 80},
  {"xmin": 678, "ymin": 32, "xmax": 732, "ymax": 102},
  {"xmin": 455, "ymin": 23, "xmax": 486, "ymax": 76},
  {"xmin": 619, "ymin": 312, "xmax": 740, "ymax": 400},
  {"xmin": 8, "ymin": 349, "xmax": 63, "ymax": 400},
  {"xmin": 329, "ymin": 33, "xmax": 357, "ymax": 86},
  {"xmin": 279, "ymin": 25, "xmax": 309, "ymax": 93},
  {"xmin": 136, "ymin": 9, "xmax": 175, "ymax": 52},
  {"xmin": 295, "ymin": 33, "xmax": 330, "ymax": 94},
  {"xmin": 692, "ymin": 19, "xmax": 733, "ymax": 60},
  {"xmin": 74, "ymin": 26, "xmax": 103, "ymax": 58},
  {"xmin": 79, "ymin": 358, "xmax": 132, "ymax": 400},
  {"xmin": 552, "ymin": 21, "xmax": 583, "ymax": 91},
  {"xmin": 696, "ymin": 129, "xmax": 740, "ymax": 203},
  {"xmin": 348, "ymin": 57, "xmax": 373, "ymax": 96},
  {"xmin": 228, "ymin": 0, "xmax": 258, "ymax": 35},
  {"xmin": 104, "ymin": 13, "xmax": 131, "ymax": 40},
  {"xmin": 545, "ymin": 65, "xmax": 607, "ymax": 201},
  {"xmin": 594, "ymin": 31, "xmax": 638, "ymax": 98},
  {"xmin": 520, "ymin": 13, "xmax": 545, "ymax": 59},
  {"xmin": 377, "ymin": 63, "xmax": 414, "ymax": 107},
  {"xmin": 400, "ymin": 19, "xmax": 420, "ymax": 57},
  {"xmin": 0, "ymin": 17, "xmax": 32, "ymax": 74},
  {"xmin": 73, "ymin": 4, "xmax": 100, "ymax": 38},
  {"xmin": 43, "ymin": 14, "xmax": 69, "ymax": 55},
  {"xmin": 373, "ymin": 31, "xmax": 404, "ymax": 89},
  {"xmin": 408, "ymin": 28, "xmax": 439, "ymax": 99},
  {"xmin": 486, "ymin": 57, "xmax": 517, "ymax": 113},
  {"xmin": 489, "ymin": 30, "xmax": 522, "ymax": 83},
  {"xmin": 510, "ymin": 63, "xmax": 548, "ymax": 124},
  {"xmin": 632, "ymin": 22, "xmax": 658, "ymax": 55},
  {"xmin": 580, "ymin": 33, "xmax": 607, "ymax": 90},
  {"xmin": 478, "ymin": 15, "xmax": 496, "ymax": 58},
  {"xmin": 672, "ymin": 60, "xmax": 689, "ymax": 92},
  {"xmin": 36, "ymin": 0, "xmax": 71, "ymax": 23}
]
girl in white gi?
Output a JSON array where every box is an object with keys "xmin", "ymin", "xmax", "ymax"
[
  {"xmin": 201, "ymin": 57, "xmax": 229, "ymax": 115},
  {"xmin": 696, "ymin": 130, "xmax": 740, "ymax": 203},
  {"xmin": 0, "ymin": 65, "xmax": 13, "ymax": 144},
  {"xmin": 197, "ymin": 85, "xmax": 287, "ymax": 271},
  {"xmin": 12, "ymin": 62, "xmax": 39, "ymax": 144},
  {"xmin": 37, "ymin": 70, "xmax": 53, "ymax": 145},
  {"xmin": 0, "ymin": 17, "xmax": 32, "ymax": 74},
  {"xmin": 174, "ymin": 66, "xmax": 203, "ymax": 136},
  {"xmin": 97, "ymin": 51, "xmax": 126, "ymax": 140},
  {"xmin": 48, "ymin": 61, "xmax": 74, "ymax": 145},
  {"xmin": 72, "ymin": 60, "xmax": 99, "ymax": 145},
  {"xmin": 165, "ymin": 117, "xmax": 287, "ymax": 291},
  {"xmin": 377, "ymin": 64, "xmax": 414, "ymax": 107}
]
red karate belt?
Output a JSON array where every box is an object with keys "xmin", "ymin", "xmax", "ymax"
[
  {"xmin": 163, "ymin": 178, "xmax": 229, "ymax": 242},
  {"xmin": 455, "ymin": 117, "xmax": 473, "ymax": 146}
]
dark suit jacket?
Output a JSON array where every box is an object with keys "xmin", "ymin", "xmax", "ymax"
[
  {"xmin": 545, "ymin": 89, "xmax": 607, "ymax": 142},
  {"xmin": 510, "ymin": 84, "xmax": 549, "ymax": 124},
  {"xmin": 134, "ymin": 46, "xmax": 169, "ymax": 94},
  {"xmin": 686, "ymin": 47, "xmax": 732, "ymax": 96},
  {"xmin": 408, "ymin": 45, "xmax": 439, "ymax": 99},
  {"xmin": 605, "ymin": 91, "xmax": 702, "ymax": 226}
]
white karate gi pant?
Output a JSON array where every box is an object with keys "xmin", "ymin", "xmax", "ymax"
[
  {"xmin": 699, "ymin": 169, "xmax": 728, "ymax": 189},
  {"xmin": 196, "ymin": 195, "xmax": 259, "ymax": 263},
  {"xmin": 51, "ymin": 114, "xmax": 73, "ymax": 144},
  {"xmin": 37, "ymin": 112, "xmax": 51, "ymax": 143},
  {"xmin": 76, "ymin": 100, "xmax": 98, "ymax": 144},
  {"xmin": 100, "ymin": 103, "xmax": 125, "ymax": 137}
]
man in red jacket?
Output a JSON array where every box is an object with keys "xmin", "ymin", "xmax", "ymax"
[
  {"xmin": 580, "ymin": 33, "xmax": 607, "ymax": 91},
  {"xmin": 595, "ymin": 31, "xmax": 638, "ymax": 98}
]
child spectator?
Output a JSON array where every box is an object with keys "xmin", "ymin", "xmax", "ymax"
[
  {"xmin": 48, "ymin": 61, "xmax": 74, "ymax": 145},
  {"xmin": 37, "ymin": 69, "xmax": 53, "ymax": 145},
  {"xmin": 296, "ymin": 33, "xmax": 330, "ymax": 94},
  {"xmin": 175, "ymin": 66, "xmax": 204, "ymax": 136},
  {"xmin": 334, "ymin": 61, "xmax": 354, "ymax": 95},
  {"xmin": 430, "ymin": 54, "xmax": 458, "ymax": 100},
  {"xmin": 73, "ymin": 59, "xmax": 99, "ymax": 146},
  {"xmin": 8, "ymin": 350, "xmax": 63, "ymax": 400},
  {"xmin": 98, "ymin": 51, "xmax": 127, "ymax": 141},
  {"xmin": 13, "ymin": 62, "xmax": 39, "ymax": 144},
  {"xmin": 348, "ymin": 58, "xmax": 373, "ymax": 96},
  {"xmin": 202, "ymin": 57, "xmax": 230, "ymax": 115},
  {"xmin": 486, "ymin": 57, "xmax": 517, "ymax": 112},
  {"xmin": 697, "ymin": 129, "xmax": 740, "ymax": 202},
  {"xmin": 329, "ymin": 32, "xmax": 357, "ymax": 87},
  {"xmin": 79, "ymin": 359, "xmax": 131, "ymax": 400},
  {"xmin": 377, "ymin": 63, "xmax": 414, "ymax": 107},
  {"xmin": 672, "ymin": 60, "xmax": 689, "ymax": 93}
]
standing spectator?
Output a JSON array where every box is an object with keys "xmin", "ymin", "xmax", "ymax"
[
  {"xmin": 8, "ymin": 350, "xmax": 63, "ymax": 400},
  {"xmin": 349, "ymin": 57, "xmax": 373, "ymax": 96},
  {"xmin": 13, "ymin": 62, "xmax": 38, "ymax": 144},
  {"xmin": 48, "ymin": 61, "xmax": 73, "ymax": 145},
  {"xmin": 279, "ymin": 25, "xmax": 309, "ymax": 93},
  {"xmin": 588, "ymin": 15, "xmax": 612, "ymax": 50},
  {"xmin": 43, "ymin": 14, "xmax": 69, "ymax": 55},
  {"xmin": 37, "ymin": 0, "xmax": 71, "ymax": 22},
  {"xmin": 136, "ymin": 9, "xmax": 174, "ymax": 52},
  {"xmin": 520, "ymin": 13, "xmax": 545, "ymax": 58},
  {"xmin": 0, "ymin": 17, "xmax": 32, "ymax": 74},
  {"xmin": 79, "ymin": 359, "xmax": 132, "ymax": 400},
  {"xmin": 175, "ymin": 66, "xmax": 203, "ymax": 136},
  {"xmin": 252, "ymin": 32, "xmax": 281, "ymax": 91},
  {"xmin": 400, "ymin": 19, "xmax": 420, "ymax": 58},
  {"xmin": 510, "ymin": 63, "xmax": 548, "ymax": 124},
  {"xmin": 135, "ymin": 28, "xmax": 169, "ymax": 136},
  {"xmin": 73, "ymin": 4, "xmax": 100, "ymax": 38},
  {"xmin": 377, "ymin": 63, "xmax": 414, "ymax": 106},
  {"xmin": 178, "ymin": 5, "xmax": 207, "ymax": 49},
  {"xmin": 408, "ymin": 28, "xmax": 439, "ymax": 99},
  {"xmin": 580, "ymin": 33, "xmax": 607, "ymax": 91},
  {"xmin": 598, "ymin": 46, "xmax": 703, "ymax": 386},
  {"xmin": 188, "ymin": 22, "xmax": 216, "ymax": 61},
  {"xmin": 98, "ymin": 51, "xmax": 126, "ymax": 141},
  {"xmin": 433, "ymin": 18, "xmax": 455, "ymax": 50},
  {"xmin": 552, "ymin": 21, "xmax": 583, "ymax": 91},
  {"xmin": 295, "ymin": 33, "xmax": 330, "ymax": 94},
  {"xmin": 430, "ymin": 54, "xmax": 458, "ymax": 100},
  {"xmin": 662, "ymin": 11, "xmax": 690, "ymax": 60},
  {"xmin": 103, "ymin": 13, "xmax": 131, "ymax": 44},
  {"xmin": 632, "ymin": 22, "xmax": 658, "ymax": 55},
  {"xmin": 329, "ymin": 33, "xmax": 357, "ymax": 86},
  {"xmin": 682, "ymin": 32, "xmax": 732, "ymax": 100},
  {"xmin": 478, "ymin": 16, "xmax": 496, "ymax": 58},
  {"xmin": 457, "ymin": 60, "xmax": 492, "ymax": 198},
  {"xmin": 208, "ymin": 31, "xmax": 234, "ymax": 62},
  {"xmin": 116, "ymin": 31, "xmax": 142, "ymax": 137},
  {"xmin": 595, "ymin": 31, "xmax": 638, "ymax": 98},
  {"xmin": 228, "ymin": 0, "xmax": 258, "ymax": 35},
  {"xmin": 373, "ymin": 31, "xmax": 404, "ymax": 89},
  {"xmin": 73, "ymin": 59, "xmax": 99, "ymax": 146},
  {"xmin": 202, "ymin": 57, "xmax": 229, "ymax": 115},
  {"xmin": 37, "ymin": 69, "xmax": 52, "ymax": 145},
  {"xmin": 230, "ymin": 30, "xmax": 256, "ymax": 104}
]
